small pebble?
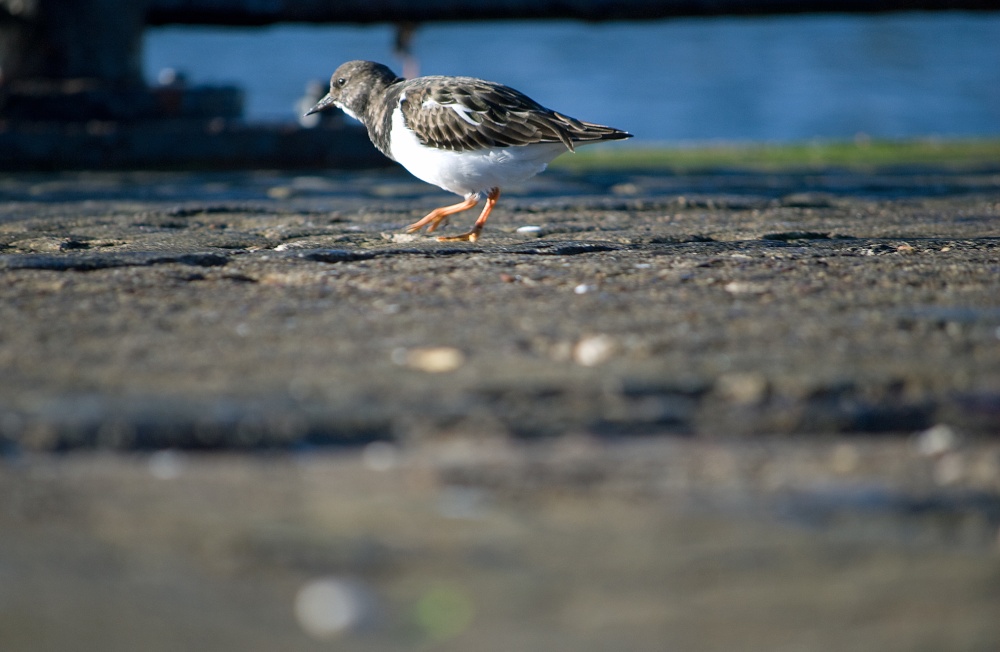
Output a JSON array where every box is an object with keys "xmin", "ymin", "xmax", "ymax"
[
  {"xmin": 388, "ymin": 233, "xmax": 420, "ymax": 243},
  {"xmin": 915, "ymin": 424, "xmax": 959, "ymax": 456},
  {"xmin": 393, "ymin": 347, "xmax": 465, "ymax": 373},
  {"xmin": 573, "ymin": 283, "xmax": 595, "ymax": 295},
  {"xmin": 715, "ymin": 372, "xmax": 769, "ymax": 406},
  {"xmin": 573, "ymin": 335, "xmax": 616, "ymax": 366},
  {"xmin": 515, "ymin": 225, "xmax": 543, "ymax": 236},
  {"xmin": 611, "ymin": 182, "xmax": 640, "ymax": 195},
  {"xmin": 266, "ymin": 186, "xmax": 294, "ymax": 199},
  {"xmin": 723, "ymin": 281, "xmax": 768, "ymax": 295},
  {"xmin": 148, "ymin": 450, "xmax": 184, "ymax": 480},
  {"xmin": 294, "ymin": 577, "xmax": 373, "ymax": 639},
  {"xmin": 362, "ymin": 441, "xmax": 399, "ymax": 472}
]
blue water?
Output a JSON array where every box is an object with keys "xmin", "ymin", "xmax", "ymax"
[{"xmin": 145, "ymin": 13, "xmax": 1000, "ymax": 143}]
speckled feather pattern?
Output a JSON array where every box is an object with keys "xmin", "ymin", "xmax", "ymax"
[{"xmin": 395, "ymin": 76, "xmax": 629, "ymax": 153}]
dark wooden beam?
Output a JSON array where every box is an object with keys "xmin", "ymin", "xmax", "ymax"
[
  {"xmin": 145, "ymin": 0, "xmax": 1000, "ymax": 26},
  {"xmin": 1, "ymin": 0, "xmax": 145, "ymax": 83}
]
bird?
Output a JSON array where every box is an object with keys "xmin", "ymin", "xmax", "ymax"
[{"xmin": 305, "ymin": 60, "xmax": 632, "ymax": 242}]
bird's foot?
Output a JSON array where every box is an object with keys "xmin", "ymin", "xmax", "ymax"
[
  {"xmin": 436, "ymin": 228, "xmax": 481, "ymax": 243},
  {"xmin": 405, "ymin": 216, "xmax": 448, "ymax": 234},
  {"xmin": 404, "ymin": 197, "xmax": 478, "ymax": 235}
]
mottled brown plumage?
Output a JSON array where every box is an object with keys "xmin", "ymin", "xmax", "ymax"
[{"xmin": 397, "ymin": 76, "xmax": 628, "ymax": 153}]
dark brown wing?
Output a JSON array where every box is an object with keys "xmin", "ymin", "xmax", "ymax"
[{"xmin": 399, "ymin": 76, "xmax": 631, "ymax": 153}]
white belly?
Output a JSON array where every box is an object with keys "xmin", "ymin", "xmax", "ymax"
[{"xmin": 388, "ymin": 107, "xmax": 568, "ymax": 198}]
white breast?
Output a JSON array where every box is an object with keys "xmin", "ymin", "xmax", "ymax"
[
  {"xmin": 334, "ymin": 101, "xmax": 360, "ymax": 122},
  {"xmin": 388, "ymin": 105, "xmax": 568, "ymax": 198}
]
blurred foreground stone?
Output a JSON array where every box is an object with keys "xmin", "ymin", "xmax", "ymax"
[{"xmin": 1, "ymin": 441, "xmax": 999, "ymax": 652}]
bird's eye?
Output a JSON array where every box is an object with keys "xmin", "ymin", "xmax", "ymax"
[{"xmin": 336, "ymin": 78, "xmax": 347, "ymax": 87}]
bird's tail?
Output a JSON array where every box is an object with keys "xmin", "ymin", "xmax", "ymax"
[{"xmin": 552, "ymin": 113, "xmax": 632, "ymax": 151}]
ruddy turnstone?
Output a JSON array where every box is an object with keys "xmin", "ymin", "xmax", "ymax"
[{"xmin": 306, "ymin": 60, "xmax": 632, "ymax": 242}]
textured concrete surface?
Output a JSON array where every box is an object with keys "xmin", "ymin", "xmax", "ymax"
[
  {"xmin": 1, "ymin": 167, "xmax": 998, "ymax": 447},
  {"xmin": 0, "ymin": 166, "xmax": 998, "ymax": 650}
]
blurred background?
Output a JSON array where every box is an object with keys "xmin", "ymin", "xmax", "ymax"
[
  {"xmin": 4, "ymin": 4, "xmax": 999, "ymax": 168},
  {"xmin": 146, "ymin": 13, "xmax": 1000, "ymax": 142}
]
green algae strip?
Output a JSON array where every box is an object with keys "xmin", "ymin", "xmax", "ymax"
[{"xmin": 553, "ymin": 138, "xmax": 1000, "ymax": 172}]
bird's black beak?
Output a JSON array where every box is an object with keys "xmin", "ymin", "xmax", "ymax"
[{"xmin": 305, "ymin": 93, "xmax": 336, "ymax": 117}]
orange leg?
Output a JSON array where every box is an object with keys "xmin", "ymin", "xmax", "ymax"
[
  {"xmin": 437, "ymin": 188, "xmax": 501, "ymax": 243},
  {"xmin": 405, "ymin": 196, "xmax": 479, "ymax": 235}
]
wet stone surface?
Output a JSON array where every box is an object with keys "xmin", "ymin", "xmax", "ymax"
[{"xmin": 1, "ymin": 167, "xmax": 999, "ymax": 651}]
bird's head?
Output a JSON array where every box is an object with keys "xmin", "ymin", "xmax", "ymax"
[{"xmin": 305, "ymin": 60, "xmax": 401, "ymax": 124}]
